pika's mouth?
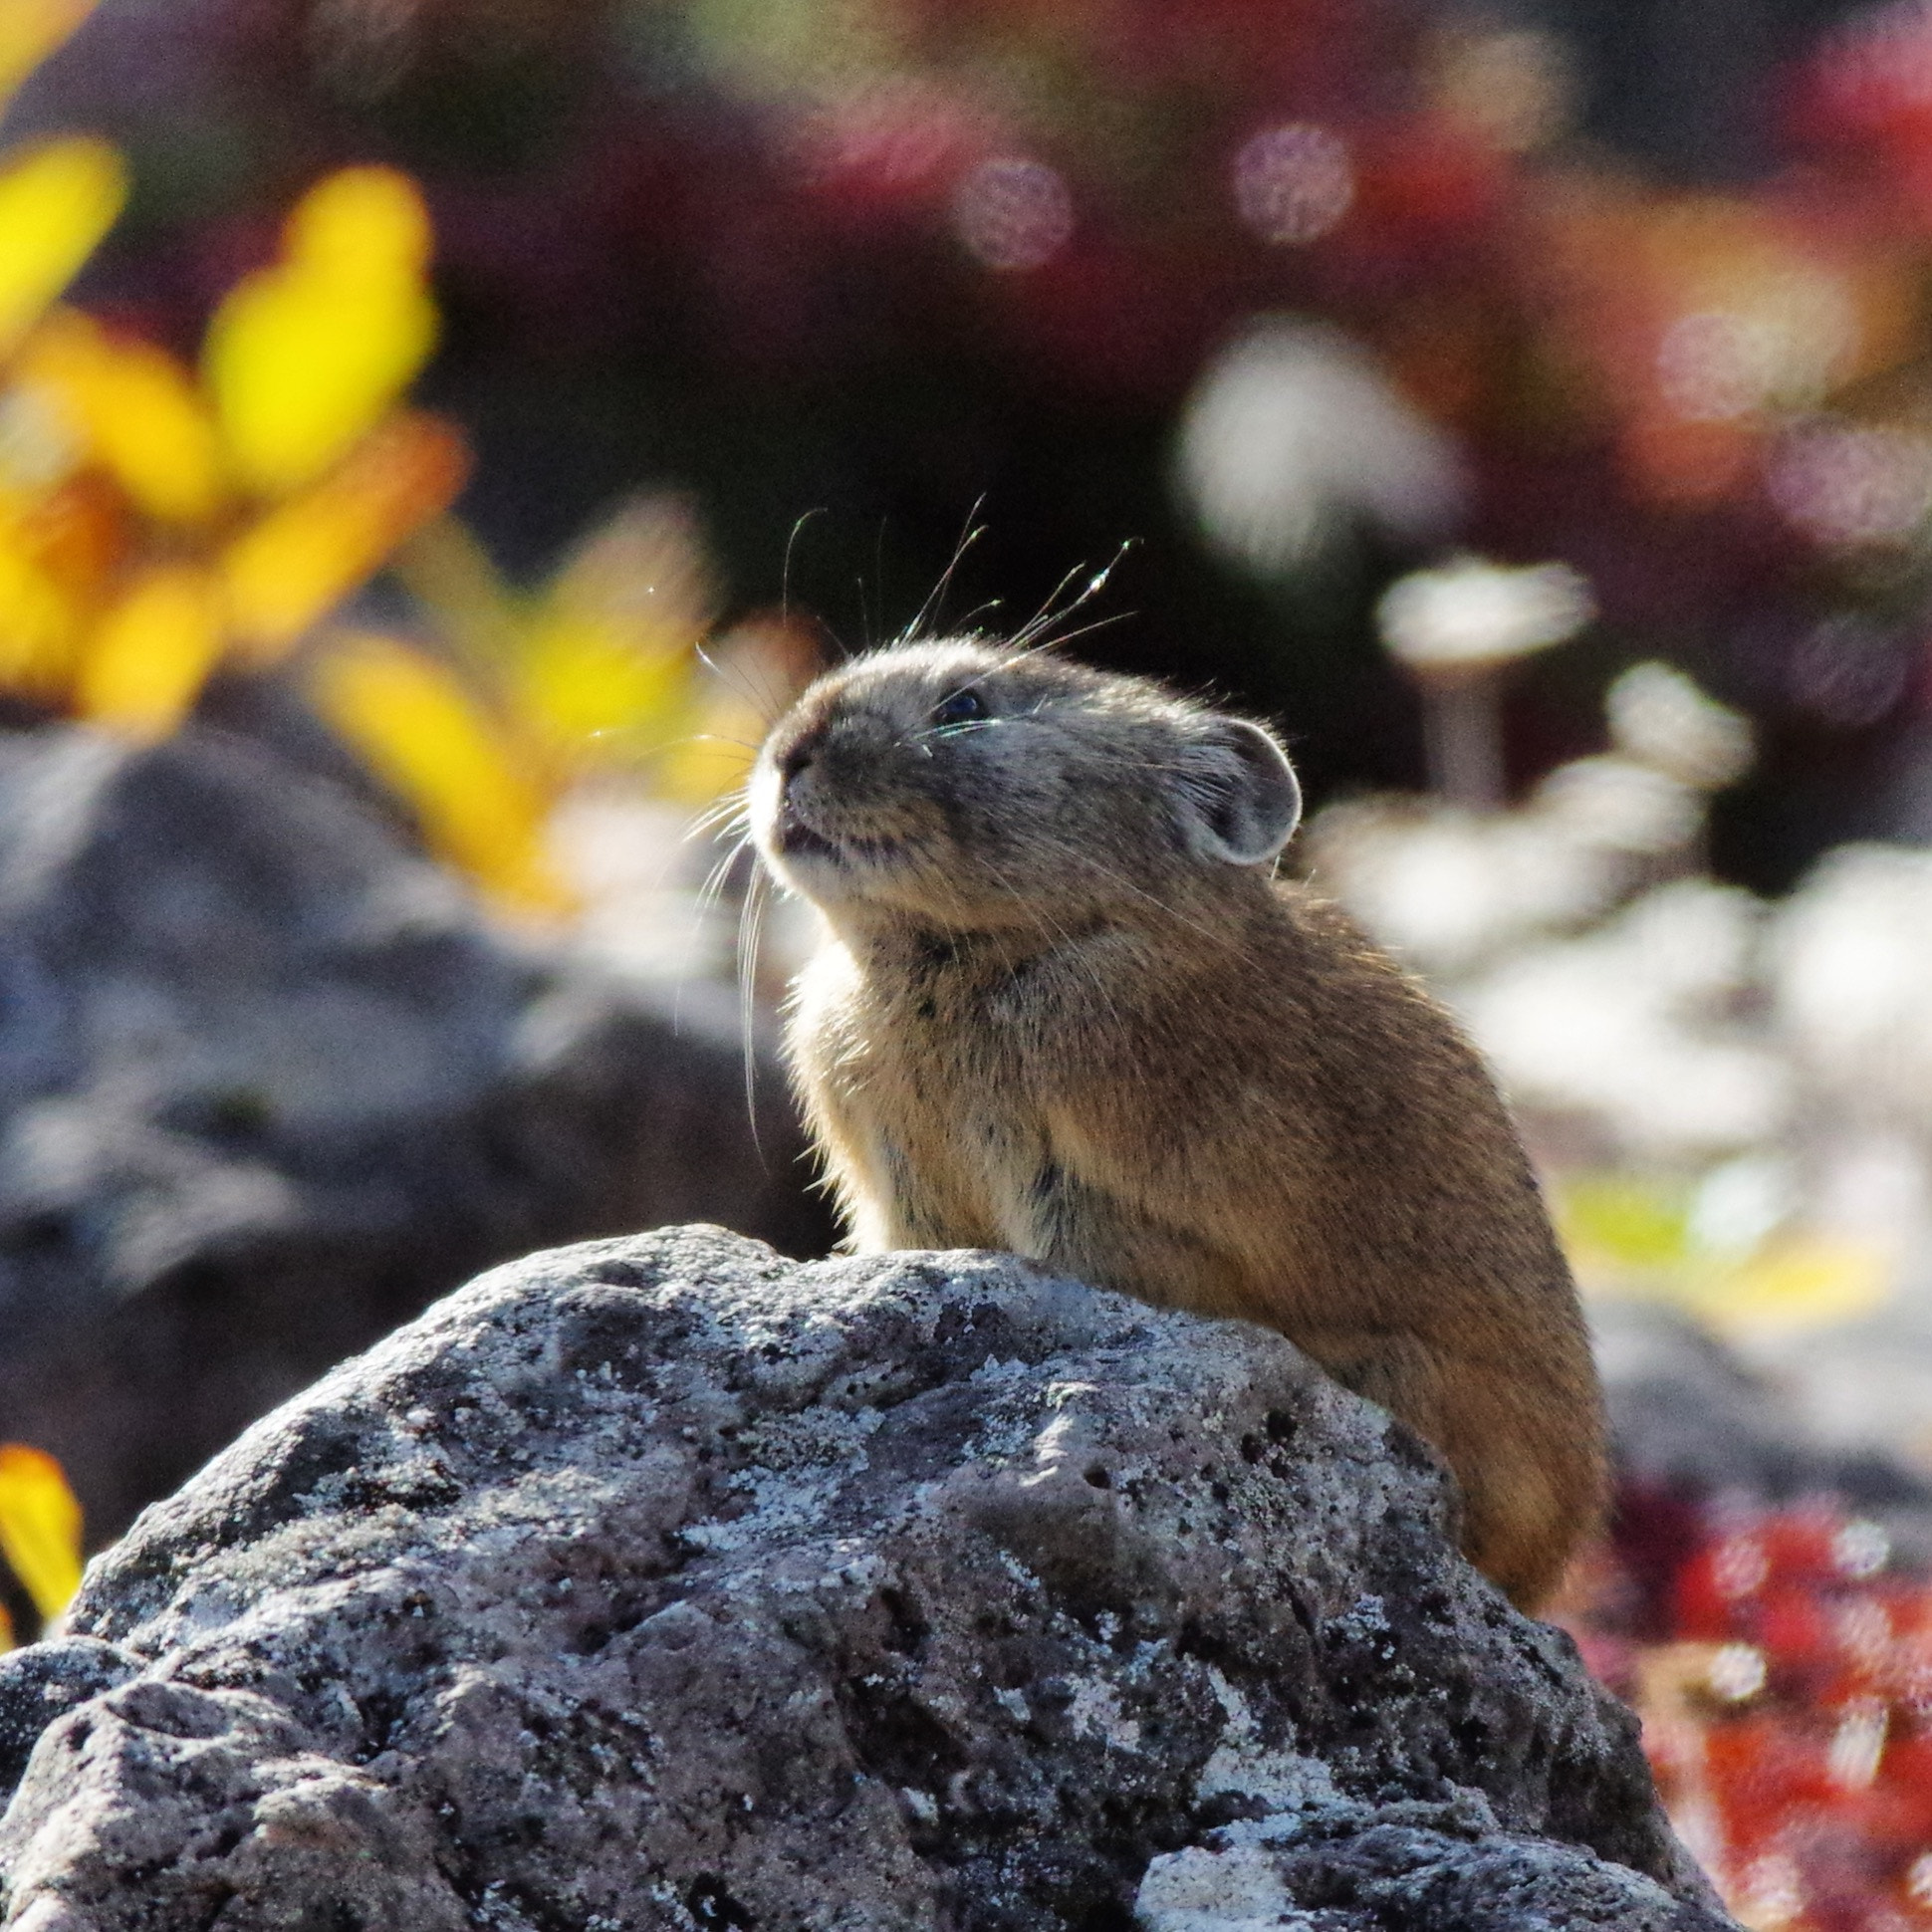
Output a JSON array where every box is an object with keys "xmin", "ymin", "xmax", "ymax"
[
  {"xmin": 775, "ymin": 807, "xmax": 844, "ymax": 861},
  {"xmin": 774, "ymin": 801, "xmax": 902, "ymax": 868}
]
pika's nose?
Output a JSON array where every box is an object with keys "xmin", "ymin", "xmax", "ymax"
[{"xmin": 778, "ymin": 725, "xmax": 824, "ymax": 786}]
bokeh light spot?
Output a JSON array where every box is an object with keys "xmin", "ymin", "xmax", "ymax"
[
  {"xmin": 951, "ymin": 157, "xmax": 1073, "ymax": 272},
  {"xmin": 1657, "ymin": 312, "xmax": 1783, "ymax": 422},
  {"xmin": 1734, "ymin": 1850, "xmax": 1805, "ymax": 1929},
  {"xmin": 1909, "ymin": 1852, "xmax": 1932, "ymax": 1911},
  {"xmin": 1432, "ymin": 26, "xmax": 1575, "ymax": 153},
  {"xmin": 1770, "ymin": 419, "xmax": 1932, "ymax": 547},
  {"xmin": 1787, "ymin": 615, "xmax": 1913, "ymax": 728},
  {"xmin": 1232, "ymin": 123, "xmax": 1354, "ymax": 245},
  {"xmin": 1706, "ymin": 1642, "xmax": 1767, "ymax": 1702},
  {"xmin": 1655, "ymin": 271, "xmax": 1855, "ymax": 423}
]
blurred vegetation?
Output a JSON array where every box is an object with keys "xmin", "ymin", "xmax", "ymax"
[
  {"xmin": 0, "ymin": 0, "xmax": 785, "ymax": 919},
  {"xmin": 16, "ymin": 0, "xmax": 1932, "ymax": 881},
  {"xmin": 1555, "ymin": 1494, "xmax": 1932, "ymax": 1932},
  {"xmin": 0, "ymin": 1443, "xmax": 81, "ymax": 1645}
]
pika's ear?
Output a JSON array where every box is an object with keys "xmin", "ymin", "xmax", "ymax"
[{"xmin": 1177, "ymin": 718, "xmax": 1303, "ymax": 865}]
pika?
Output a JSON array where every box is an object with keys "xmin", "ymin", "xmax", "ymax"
[{"xmin": 751, "ymin": 637, "xmax": 1606, "ymax": 1610}]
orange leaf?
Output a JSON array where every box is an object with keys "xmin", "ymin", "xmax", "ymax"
[
  {"xmin": 18, "ymin": 311, "xmax": 229, "ymax": 524},
  {"xmin": 204, "ymin": 167, "xmax": 438, "ymax": 496},
  {"xmin": 220, "ymin": 412, "xmax": 468, "ymax": 663},
  {"xmin": 11, "ymin": 474, "xmax": 123, "ymax": 611},
  {"xmin": 0, "ymin": 514, "xmax": 81, "ymax": 697},
  {"xmin": 0, "ymin": 137, "xmax": 125, "ymax": 356},
  {"xmin": 310, "ymin": 632, "xmax": 573, "ymax": 916},
  {"xmin": 76, "ymin": 565, "xmax": 226, "ymax": 737},
  {"xmin": 0, "ymin": 1443, "xmax": 83, "ymax": 1624}
]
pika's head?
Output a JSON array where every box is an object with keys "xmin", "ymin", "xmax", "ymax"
[{"xmin": 751, "ymin": 639, "xmax": 1302, "ymax": 931}]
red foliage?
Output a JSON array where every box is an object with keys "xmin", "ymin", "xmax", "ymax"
[{"xmin": 1561, "ymin": 1495, "xmax": 1932, "ymax": 1930}]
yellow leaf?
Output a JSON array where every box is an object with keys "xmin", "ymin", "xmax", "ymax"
[
  {"xmin": 1557, "ymin": 1172, "xmax": 1693, "ymax": 1275},
  {"xmin": 221, "ymin": 412, "xmax": 468, "ymax": 662},
  {"xmin": 0, "ymin": 137, "xmax": 125, "ymax": 357},
  {"xmin": 504, "ymin": 495, "xmax": 722, "ymax": 768},
  {"xmin": 76, "ymin": 565, "xmax": 225, "ymax": 737},
  {"xmin": 17, "ymin": 311, "xmax": 228, "ymax": 524},
  {"xmin": 204, "ymin": 166, "xmax": 438, "ymax": 496},
  {"xmin": 0, "ymin": 0, "xmax": 98, "ymax": 107},
  {"xmin": 1687, "ymin": 1236, "xmax": 1892, "ymax": 1340},
  {"xmin": 0, "ymin": 1443, "xmax": 83, "ymax": 1624},
  {"xmin": 310, "ymin": 632, "xmax": 573, "ymax": 916},
  {"xmin": 655, "ymin": 618, "xmax": 819, "ymax": 803},
  {"xmin": 655, "ymin": 686, "xmax": 763, "ymax": 804},
  {"xmin": 514, "ymin": 613, "xmax": 698, "ymax": 761},
  {"xmin": 285, "ymin": 163, "xmax": 432, "ymax": 278}
]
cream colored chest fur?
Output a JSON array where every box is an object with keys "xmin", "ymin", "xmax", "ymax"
[{"xmin": 790, "ymin": 939, "xmax": 1069, "ymax": 1255}]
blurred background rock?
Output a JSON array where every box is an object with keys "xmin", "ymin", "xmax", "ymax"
[{"xmin": 8, "ymin": 0, "xmax": 1932, "ymax": 1922}]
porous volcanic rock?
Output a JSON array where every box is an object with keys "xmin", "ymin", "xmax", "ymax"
[
  {"xmin": 0, "ymin": 1226, "xmax": 1733, "ymax": 1930},
  {"xmin": 0, "ymin": 725, "xmax": 830, "ymax": 1542}
]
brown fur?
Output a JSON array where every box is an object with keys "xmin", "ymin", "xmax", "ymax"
[{"xmin": 751, "ymin": 638, "xmax": 1606, "ymax": 1610}]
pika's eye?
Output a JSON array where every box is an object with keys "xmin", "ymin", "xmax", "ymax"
[{"xmin": 931, "ymin": 688, "xmax": 988, "ymax": 728}]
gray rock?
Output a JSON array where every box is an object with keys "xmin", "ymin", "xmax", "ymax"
[
  {"xmin": 0, "ymin": 726, "xmax": 831, "ymax": 1541},
  {"xmin": 1593, "ymin": 1300, "xmax": 1818, "ymax": 1503},
  {"xmin": 0, "ymin": 1226, "xmax": 1733, "ymax": 1930},
  {"xmin": 1139, "ymin": 1800, "xmax": 1722, "ymax": 1930},
  {"xmin": 1594, "ymin": 1300, "xmax": 1932, "ymax": 1567}
]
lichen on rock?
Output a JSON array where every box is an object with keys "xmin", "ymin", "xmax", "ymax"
[{"xmin": 0, "ymin": 1225, "xmax": 1734, "ymax": 1930}]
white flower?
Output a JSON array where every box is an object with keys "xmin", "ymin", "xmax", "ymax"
[
  {"xmin": 1375, "ymin": 554, "xmax": 1594, "ymax": 670},
  {"xmin": 1304, "ymin": 800, "xmax": 1622, "ymax": 978},
  {"xmin": 1768, "ymin": 844, "xmax": 1932, "ymax": 1127},
  {"xmin": 1606, "ymin": 661, "xmax": 1754, "ymax": 790},
  {"xmin": 1457, "ymin": 882, "xmax": 1788, "ymax": 1161},
  {"xmin": 1176, "ymin": 318, "xmax": 1467, "ymax": 574},
  {"xmin": 1534, "ymin": 755, "xmax": 1703, "ymax": 855}
]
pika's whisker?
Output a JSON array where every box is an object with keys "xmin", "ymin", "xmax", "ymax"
[
  {"xmin": 1013, "ymin": 608, "xmax": 1135, "ymax": 658},
  {"xmin": 685, "ymin": 807, "xmax": 752, "ymax": 846},
  {"xmin": 685, "ymin": 785, "xmax": 754, "ymax": 838},
  {"xmin": 900, "ymin": 498, "xmax": 989, "ymax": 645},
  {"xmin": 694, "ymin": 641, "xmax": 786, "ymax": 730},
  {"xmin": 1007, "ymin": 539, "xmax": 1136, "ymax": 655},
  {"xmin": 1007, "ymin": 561, "xmax": 1091, "ymax": 653},
  {"xmin": 952, "ymin": 597, "xmax": 1006, "ymax": 636},
  {"xmin": 695, "ymin": 832, "xmax": 755, "ymax": 920},
  {"xmin": 783, "ymin": 508, "xmax": 833, "ymax": 650},
  {"xmin": 737, "ymin": 860, "xmax": 773, "ymax": 1164},
  {"xmin": 689, "ymin": 821, "xmax": 753, "ymax": 866}
]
